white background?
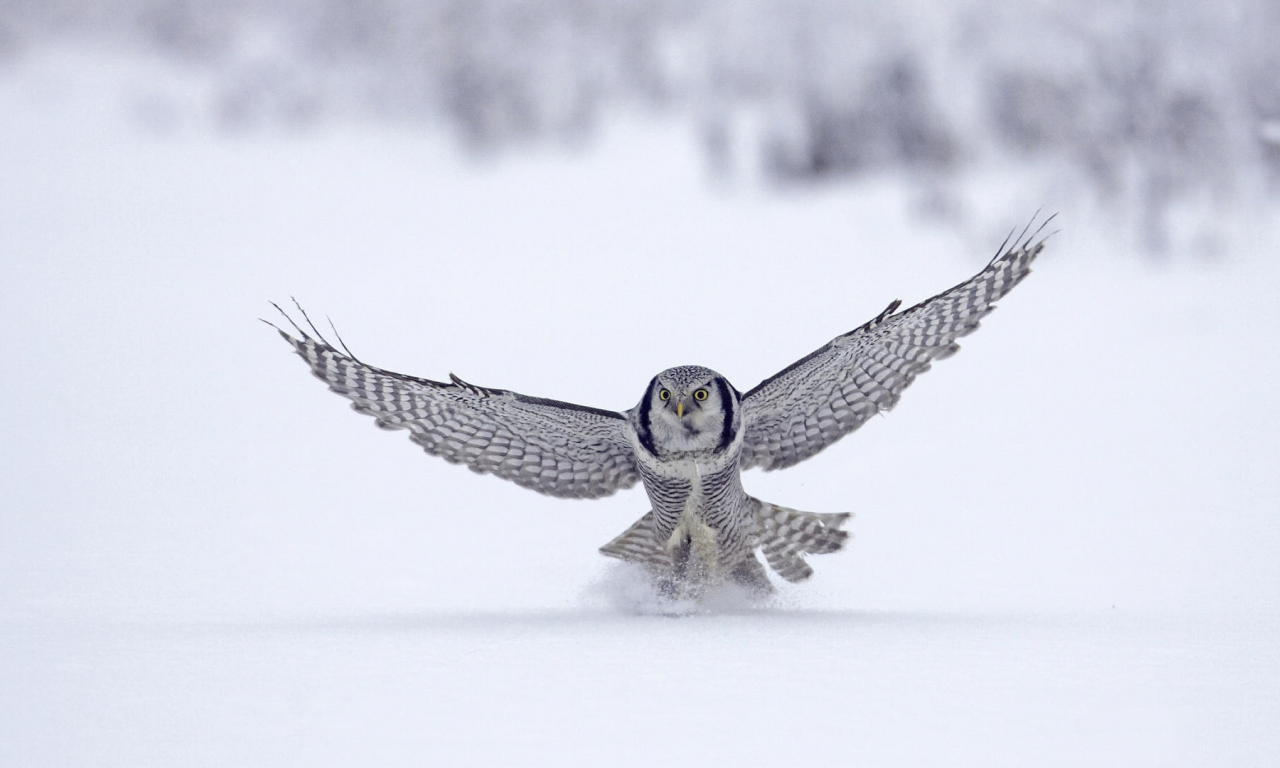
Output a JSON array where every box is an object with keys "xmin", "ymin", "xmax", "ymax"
[{"xmin": 2, "ymin": 52, "xmax": 1278, "ymax": 767}]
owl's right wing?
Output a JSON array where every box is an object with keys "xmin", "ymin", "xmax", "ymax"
[
  {"xmin": 738, "ymin": 223, "xmax": 1048, "ymax": 472},
  {"xmin": 269, "ymin": 307, "xmax": 641, "ymax": 499}
]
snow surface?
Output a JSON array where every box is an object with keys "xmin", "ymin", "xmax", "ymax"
[{"xmin": 2, "ymin": 52, "xmax": 1279, "ymax": 766}]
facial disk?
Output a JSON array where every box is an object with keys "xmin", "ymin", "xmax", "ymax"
[{"xmin": 640, "ymin": 365, "xmax": 737, "ymax": 455}]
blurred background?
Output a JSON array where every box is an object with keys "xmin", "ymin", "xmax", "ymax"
[
  {"xmin": 2, "ymin": 2, "xmax": 1278, "ymax": 766},
  {"xmin": 2, "ymin": 0, "xmax": 1278, "ymax": 255}
]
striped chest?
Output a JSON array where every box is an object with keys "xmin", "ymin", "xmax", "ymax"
[{"xmin": 637, "ymin": 454, "xmax": 746, "ymax": 540}]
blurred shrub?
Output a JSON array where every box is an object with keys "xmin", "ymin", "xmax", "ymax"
[{"xmin": 2, "ymin": 0, "xmax": 1276, "ymax": 253}]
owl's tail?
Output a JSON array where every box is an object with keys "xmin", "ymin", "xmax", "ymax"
[
  {"xmin": 598, "ymin": 501, "xmax": 851, "ymax": 585},
  {"xmin": 598, "ymin": 512, "xmax": 673, "ymax": 570},
  {"xmin": 751, "ymin": 498, "xmax": 852, "ymax": 583}
]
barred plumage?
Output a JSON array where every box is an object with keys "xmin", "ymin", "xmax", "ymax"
[
  {"xmin": 739, "ymin": 232, "xmax": 1045, "ymax": 471},
  {"xmin": 269, "ymin": 217, "xmax": 1049, "ymax": 597},
  {"xmin": 754, "ymin": 501, "xmax": 851, "ymax": 583},
  {"xmin": 273, "ymin": 317, "xmax": 639, "ymax": 499}
]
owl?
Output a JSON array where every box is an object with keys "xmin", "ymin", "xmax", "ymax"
[{"xmin": 269, "ymin": 221, "xmax": 1049, "ymax": 597}]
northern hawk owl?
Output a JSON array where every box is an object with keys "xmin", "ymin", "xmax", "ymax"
[{"xmin": 269, "ymin": 223, "xmax": 1048, "ymax": 596}]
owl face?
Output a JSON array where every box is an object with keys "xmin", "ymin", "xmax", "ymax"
[{"xmin": 639, "ymin": 365, "xmax": 738, "ymax": 456}]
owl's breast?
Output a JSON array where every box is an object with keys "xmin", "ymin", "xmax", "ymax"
[{"xmin": 639, "ymin": 454, "xmax": 747, "ymax": 544}]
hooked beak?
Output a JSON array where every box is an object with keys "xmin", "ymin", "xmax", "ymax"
[{"xmin": 676, "ymin": 400, "xmax": 685, "ymax": 419}]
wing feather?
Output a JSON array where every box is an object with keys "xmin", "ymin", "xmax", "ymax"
[
  {"xmin": 739, "ymin": 229, "xmax": 1047, "ymax": 471},
  {"xmin": 271, "ymin": 313, "xmax": 640, "ymax": 499}
]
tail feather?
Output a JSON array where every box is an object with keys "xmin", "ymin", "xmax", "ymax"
[
  {"xmin": 599, "ymin": 511, "xmax": 673, "ymax": 570},
  {"xmin": 754, "ymin": 500, "xmax": 852, "ymax": 583},
  {"xmin": 599, "ymin": 501, "xmax": 852, "ymax": 586}
]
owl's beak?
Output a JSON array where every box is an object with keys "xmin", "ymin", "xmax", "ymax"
[{"xmin": 676, "ymin": 400, "xmax": 685, "ymax": 419}]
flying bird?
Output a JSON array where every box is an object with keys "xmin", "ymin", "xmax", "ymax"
[{"xmin": 268, "ymin": 221, "xmax": 1049, "ymax": 597}]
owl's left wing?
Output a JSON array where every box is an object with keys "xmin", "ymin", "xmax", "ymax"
[
  {"xmin": 738, "ymin": 226, "xmax": 1048, "ymax": 472},
  {"xmin": 269, "ymin": 308, "xmax": 640, "ymax": 499}
]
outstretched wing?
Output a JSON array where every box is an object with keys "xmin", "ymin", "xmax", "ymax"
[
  {"xmin": 269, "ymin": 307, "xmax": 640, "ymax": 499},
  {"xmin": 738, "ymin": 224, "xmax": 1049, "ymax": 471}
]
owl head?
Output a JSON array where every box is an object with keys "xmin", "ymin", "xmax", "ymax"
[{"xmin": 637, "ymin": 365, "xmax": 739, "ymax": 456}]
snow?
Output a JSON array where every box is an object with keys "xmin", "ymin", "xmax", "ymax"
[{"xmin": 2, "ymin": 51, "xmax": 1279, "ymax": 766}]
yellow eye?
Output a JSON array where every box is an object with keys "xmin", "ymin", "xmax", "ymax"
[
  {"xmin": 693, "ymin": 388, "xmax": 709, "ymax": 402},
  {"xmin": 658, "ymin": 389, "xmax": 671, "ymax": 401}
]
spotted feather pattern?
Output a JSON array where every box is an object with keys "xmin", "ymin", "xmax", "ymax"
[
  {"xmin": 739, "ymin": 233, "xmax": 1046, "ymax": 471},
  {"xmin": 272, "ymin": 320, "xmax": 640, "ymax": 499}
]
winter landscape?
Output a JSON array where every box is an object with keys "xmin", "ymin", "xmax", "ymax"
[{"xmin": 2, "ymin": 2, "xmax": 1278, "ymax": 766}]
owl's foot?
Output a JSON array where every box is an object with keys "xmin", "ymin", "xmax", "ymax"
[{"xmin": 729, "ymin": 553, "xmax": 775, "ymax": 595}]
